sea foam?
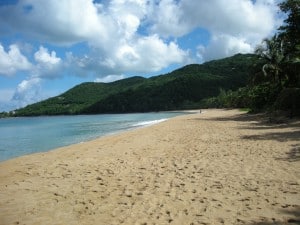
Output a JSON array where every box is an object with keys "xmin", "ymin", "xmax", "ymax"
[{"xmin": 132, "ymin": 119, "xmax": 167, "ymax": 127}]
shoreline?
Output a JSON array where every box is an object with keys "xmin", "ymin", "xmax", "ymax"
[
  {"xmin": 0, "ymin": 109, "xmax": 299, "ymax": 225},
  {"xmin": 0, "ymin": 111, "xmax": 192, "ymax": 163}
]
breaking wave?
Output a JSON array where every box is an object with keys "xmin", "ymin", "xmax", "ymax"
[{"xmin": 131, "ymin": 119, "xmax": 168, "ymax": 127}]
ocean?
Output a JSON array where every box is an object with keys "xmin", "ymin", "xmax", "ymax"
[{"xmin": 0, "ymin": 112, "xmax": 187, "ymax": 161}]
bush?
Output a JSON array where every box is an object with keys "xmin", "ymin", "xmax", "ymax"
[
  {"xmin": 275, "ymin": 88, "xmax": 300, "ymax": 116},
  {"xmin": 200, "ymin": 82, "xmax": 283, "ymax": 112},
  {"xmin": 246, "ymin": 83, "xmax": 282, "ymax": 111}
]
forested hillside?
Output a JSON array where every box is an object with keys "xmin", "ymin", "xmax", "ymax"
[{"xmin": 13, "ymin": 53, "xmax": 262, "ymax": 116}]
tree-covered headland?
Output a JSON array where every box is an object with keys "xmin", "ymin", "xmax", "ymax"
[{"xmin": 12, "ymin": 53, "xmax": 261, "ymax": 116}]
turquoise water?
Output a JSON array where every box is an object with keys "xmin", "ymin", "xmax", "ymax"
[{"xmin": 0, "ymin": 112, "xmax": 186, "ymax": 161}]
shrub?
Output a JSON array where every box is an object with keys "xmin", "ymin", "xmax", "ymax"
[{"xmin": 275, "ymin": 88, "xmax": 300, "ymax": 116}]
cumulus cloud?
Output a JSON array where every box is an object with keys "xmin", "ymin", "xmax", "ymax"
[
  {"xmin": 66, "ymin": 36, "xmax": 188, "ymax": 76},
  {"xmin": 94, "ymin": 75, "xmax": 125, "ymax": 83},
  {"xmin": 186, "ymin": 0, "xmax": 275, "ymax": 36},
  {"xmin": 0, "ymin": 0, "xmax": 280, "ymax": 69},
  {"xmin": 149, "ymin": 0, "xmax": 279, "ymax": 61},
  {"xmin": 34, "ymin": 46, "xmax": 61, "ymax": 65},
  {"xmin": 197, "ymin": 34, "xmax": 253, "ymax": 61},
  {"xmin": 149, "ymin": 0, "xmax": 190, "ymax": 37},
  {"xmin": 0, "ymin": 0, "xmax": 280, "ymax": 67},
  {"xmin": 33, "ymin": 46, "xmax": 62, "ymax": 78},
  {"xmin": 0, "ymin": 44, "xmax": 32, "ymax": 76},
  {"xmin": 0, "ymin": 0, "xmax": 105, "ymax": 45},
  {"xmin": 150, "ymin": 0, "xmax": 277, "ymax": 37},
  {"xmin": 0, "ymin": 0, "xmax": 189, "ymax": 75},
  {"xmin": 114, "ymin": 35, "xmax": 188, "ymax": 72},
  {"xmin": 4, "ymin": 46, "xmax": 62, "ymax": 110},
  {"xmin": 12, "ymin": 77, "xmax": 42, "ymax": 108}
]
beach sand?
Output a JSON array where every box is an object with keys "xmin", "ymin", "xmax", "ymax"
[{"xmin": 0, "ymin": 109, "xmax": 299, "ymax": 225}]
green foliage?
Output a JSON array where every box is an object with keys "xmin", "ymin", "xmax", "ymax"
[
  {"xmin": 274, "ymin": 88, "xmax": 300, "ymax": 116},
  {"xmin": 255, "ymin": 35, "xmax": 286, "ymax": 85},
  {"xmin": 278, "ymin": 0, "xmax": 300, "ymax": 86},
  {"xmin": 13, "ymin": 54, "xmax": 260, "ymax": 116},
  {"xmin": 14, "ymin": 77, "xmax": 147, "ymax": 116},
  {"xmin": 203, "ymin": 82, "xmax": 282, "ymax": 112},
  {"xmin": 0, "ymin": 112, "xmax": 11, "ymax": 118},
  {"xmin": 278, "ymin": 0, "xmax": 300, "ymax": 57}
]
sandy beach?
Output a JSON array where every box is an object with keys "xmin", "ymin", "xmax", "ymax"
[{"xmin": 0, "ymin": 109, "xmax": 299, "ymax": 225}]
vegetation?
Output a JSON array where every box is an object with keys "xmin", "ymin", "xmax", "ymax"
[
  {"xmin": 0, "ymin": 111, "xmax": 12, "ymax": 118},
  {"xmin": 13, "ymin": 54, "xmax": 261, "ymax": 116},
  {"xmin": 206, "ymin": 0, "xmax": 300, "ymax": 116}
]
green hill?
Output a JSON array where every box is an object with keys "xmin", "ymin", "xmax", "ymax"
[{"xmin": 14, "ymin": 53, "xmax": 262, "ymax": 116}]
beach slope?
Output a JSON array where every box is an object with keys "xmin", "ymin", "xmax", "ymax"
[{"xmin": 0, "ymin": 109, "xmax": 299, "ymax": 225}]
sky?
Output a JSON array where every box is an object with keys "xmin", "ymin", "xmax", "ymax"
[{"xmin": 0, "ymin": 0, "xmax": 283, "ymax": 112}]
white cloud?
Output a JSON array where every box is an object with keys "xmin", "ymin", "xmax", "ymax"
[
  {"xmin": 12, "ymin": 77, "xmax": 42, "ymax": 109},
  {"xmin": 0, "ymin": 0, "xmax": 106, "ymax": 45},
  {"xmin": 114, "ymin": 35, "xmax": 188, "ymax": 72},
  {"xmin": 2, "ymin": 45, "xmax": 63, "ymax": 110},
  {"xmin": 0, "ymin": 0, "xmax": 280, "ymax": 67},
  {"xmin": 149, "ymin": 0, "xmax": 279, "ymax": 61},
  {"xmin": 33, "ymin": 46, "xmax": 62, "ymax": 79},
  {"xmin": 198, "ymin": 34, "xmax": 253, "ymax": 61},
  {"xmin": 13, "ymin": 78, "xmax": 41, "ymax": 99},
  {"xmin": 189, "ymin": 0, "xmax": 274, "ymax": 36},
  {"xmin": 34, "ymin": 46, "xmax": 61, "ymax": 65},
  {"xmin": 0, "ymin": 44, "xmax": 32, "ymax": 76},
  {"xmin": 94, "ymin": 74, "xmax": 125, "ymax": 83},
  {"xmin": 150, "ymin": 0, "xmax": 277, "ymax": 38},
  {"xmin": 149, "ymin": 0, "xmax": 190, "ymax": 37},
  {"xmin": 0, "ymin": 0, "xmax": 189, "ymax": 75},
  {"xmin": 66, "ymin": 36, "xmax": 188, "ymax": 76},
  {"xmin": 0, "ymin": 0, "xmax": 280, "ymax": 69}
]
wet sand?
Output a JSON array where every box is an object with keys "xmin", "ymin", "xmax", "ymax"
[{"xmin": 0, "ymin": 109, "xmax": 299, "ymax": 225}]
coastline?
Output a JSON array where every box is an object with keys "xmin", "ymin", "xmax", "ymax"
[
  {"xmin": 0, "ymin": 111, "xmax": 189, "ymax": 162},
  {"xmin": 0, "ymin": 109, "xmax": 299, "ymax": 224}
]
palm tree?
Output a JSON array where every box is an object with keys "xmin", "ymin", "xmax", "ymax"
[
  {"xmin": 278, "ymin": 0, "xmax": 300, "ymax": 87},
  {"xmin": 255, "ymin": 35, "xmax": 286, "ymax": 86},
  {"xmin": 279, "ymin": 0, "xmax": 300, "ymax": 59}
]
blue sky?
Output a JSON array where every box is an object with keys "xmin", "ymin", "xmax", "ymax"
[{"xmin": 0, "ymin": 0, "xmax": 282, "ymax": 111}]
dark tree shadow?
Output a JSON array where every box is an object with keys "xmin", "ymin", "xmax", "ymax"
[
  {"xmin": 275, "ymin": 144, "xmax": 300, "ymax": 162},
  {"xmin": 246, "ymin": 208, "xmax": 300, "ymax": 225},
  {"xmin": 241, "ymin": 131, "xmax": 300, "ymax": 143},
  {"xmin": 194, "ymin": 111, "xmax": 300, "ymax": 138},
  {"xmin": 194, "ymin": 110, "xmax": 268, "ymax": 123},
  {"xmin": 196, "ymin": 111, "xmax": 299, "ymax": 129},
  {"xmin": 247, "ymin": 221, "xmax": 300, "ymax": 225},
  {"xmin": 193, "ymin": 111, "xmax": 300, "ymax": 161}
]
